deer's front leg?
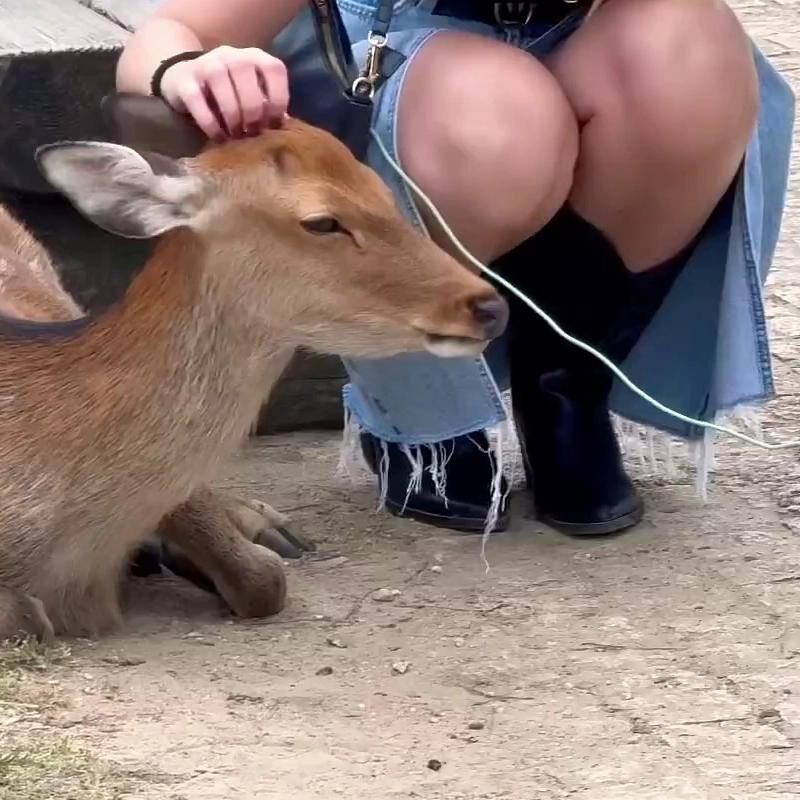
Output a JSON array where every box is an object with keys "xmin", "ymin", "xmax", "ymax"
[
  {"xmin": 155, "ymin": 489, "xmax": 287, "ymax": 618},
  {"xmin": 131, "ymin": 492, "xmax": 315, "ymax": 580}
]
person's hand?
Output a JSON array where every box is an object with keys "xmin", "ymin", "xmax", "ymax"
[{"xmin": 159, "ymin": 45, "xmax": 289, "ymax": 142}]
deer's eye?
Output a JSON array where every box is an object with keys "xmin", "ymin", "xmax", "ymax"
[{"xmin": 301, "ymin": 216, "xmax": 346, "ymax": 236}]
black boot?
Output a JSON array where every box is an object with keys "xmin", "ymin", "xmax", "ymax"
[
  {"xmin": 492, "ymin": 208, "xmax": 688, "ymax": 535},
  {"xmin": 360, "ymin": 430, "xmax": 510, "ymax": 533}
]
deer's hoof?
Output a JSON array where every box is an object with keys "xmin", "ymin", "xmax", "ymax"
[
  {"xmin": 226, "ymin": 497, "xmax": 316, "ymax": 559},
  {"xmin": 253, "ymin": 523, "xmax": 315, "ymax": 560}
]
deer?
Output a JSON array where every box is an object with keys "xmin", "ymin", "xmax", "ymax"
[{"xmin": 0, "ymin": 95, "xmax": 509, "ymax": 644}]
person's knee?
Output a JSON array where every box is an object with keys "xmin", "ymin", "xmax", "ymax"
[
  {"xmin": 397, "ymin": 32, "xmax": 578, "ymax": 255},
  {"xmin": 598, "ymin": 0, "xmax": 758, "ymax": 160}
]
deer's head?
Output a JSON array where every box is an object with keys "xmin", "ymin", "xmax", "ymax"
[{"xmin": 35, "ymin": 95, "xmax": 508, "ymax": 359}]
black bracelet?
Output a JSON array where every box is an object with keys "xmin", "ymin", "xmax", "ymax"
[{"xmin": 150, "ymin": 50, "xmax": 205, "ymax": 98}]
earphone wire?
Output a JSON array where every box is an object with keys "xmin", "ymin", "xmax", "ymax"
[{"xmin": 370, "ymin": 127, "xmax": 800, "ymax": 453}]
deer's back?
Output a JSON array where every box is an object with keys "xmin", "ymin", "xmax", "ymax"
[
  {"xmin": 0, "ymin": 204, "xmax": 83, "ymax": 323},
  {"xmin": 0, "ymin": 205, "xmax": 109, "ymax": 590}
]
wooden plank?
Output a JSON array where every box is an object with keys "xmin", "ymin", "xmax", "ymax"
[
  {"xmin": 0, "ymin": 0, "xmax": 126, "ymax": 54},
  {"xmin": 0, "ymin": 0, "xmax": 129, "ymax": 193},
  {"xmin": 77, "ymin": 0, "xmax": 163, "ymax": 33},
  {"xmin": 257, "ymin": 376, "xmax": 346, "ymax": 435},
  {"xmin": 0, "ymin": 189, "xmax": 149, "ymax": 313}
]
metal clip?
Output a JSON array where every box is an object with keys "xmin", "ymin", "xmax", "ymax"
[
  {"xmin": 352, "ymin": 31, "xmax": 388, "ymax": 100},
  {"xmin": 493, "ymin": 2, "xmax": 535, "ymax": 27}
]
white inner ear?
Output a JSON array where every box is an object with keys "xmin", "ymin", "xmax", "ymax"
[{"xmin": 37, "ymin": 142, "xmax": 207, "ymax": 240}]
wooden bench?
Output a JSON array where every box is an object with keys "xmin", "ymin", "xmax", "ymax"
[{"xmin": 0, "ymin": 0, "xmax": 346, "ymax": 435}]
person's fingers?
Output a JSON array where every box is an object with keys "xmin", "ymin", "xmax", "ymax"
[
  {"xmin": 175, "ymin": 75, "xmax": 226, "ymax": 141},
  {"xmin": 159, "ymin": 47, "xmax": 290, "ymax": 140},
  {"xmin": 228, "ymin": 60, "xmax": 268, "ymax": 134},
  {"xmin": 253, "ymin": 51, "xmax": 289, "ymax": 125},
  {"xmin": 159, "ymin": 61, "xmax": 223, "ymax": 140},
  {"xmin": 197, "ymin": 55, "xmax": 242, "ymax": 138}
]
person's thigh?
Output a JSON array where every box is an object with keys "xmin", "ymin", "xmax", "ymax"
[
  {"xmin": 396, "ymin": 30, "xmax": 579, "ymax": 263},
  {"xmin": 547, "ymin": 0, "xmax": 759, "ymax": 270},
  {"xmin": 343, "ymin": 5, "xmax": 580, "ymax": 265}
]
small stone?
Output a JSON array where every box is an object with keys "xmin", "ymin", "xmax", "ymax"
[
  {"xmin": 630, "ymin": 717, "xmax": 653, "ymax": 735},
  {"xmin": 467, "ymin": 721, "xmax": 485, "ymax": 731},
  {"xmin": 326, "ymin": 638, "xmax": 348, "ymax": 649},
  {"xmin": 373, "ymin": 588, "xmax": 401, "ymax": 603},
  {"xmin": 758, "ymin": 708, "xmax": 782, "ymax": 724},
  {"xmin": 430, "ymin": 565, "xmax": 443, "ymax": 574},
  {"xmin": 391, "ymin": 661, "xmax": 410, "ymax": 675},
  {"xmin": 226, "ymin": 693, "xmax": 264, "ymax": 705},
  {"xmin": 101, "ymin": 656, "xmax": 146, "ymax": 667},
  {"xmin": 427, "ymin": 759, "xmax": 443, "ymax": 772},
  {"xmin": 316, "ymin": 666, "xmax": 334, "ymax": 676}
]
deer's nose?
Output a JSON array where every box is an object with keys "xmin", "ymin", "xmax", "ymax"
[{"xmin": 471, "ymin": 294, "xmax": 509, "ymax": 340}]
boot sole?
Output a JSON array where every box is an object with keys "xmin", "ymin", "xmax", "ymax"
[
  {"xmin": 384, "ymin": 498, "xmax": 511, "ymax": 534},
  {"xmin": 536, "ymin": 501, "xmax": 644, "ymax": 537}
]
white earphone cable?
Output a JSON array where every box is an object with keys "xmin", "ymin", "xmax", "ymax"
[{"xmin": 370, "ymin": 127, "xmax": 799, "ymax": 452}]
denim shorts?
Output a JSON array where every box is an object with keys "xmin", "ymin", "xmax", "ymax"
[{"xmin": 276, "ymin": 1, "xmax": 796, "ymax": 445}]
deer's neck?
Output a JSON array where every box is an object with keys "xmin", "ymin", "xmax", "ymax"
[
  {"xmin": 67, "ymin": 233, "xmax": 295, "ymax": 471},
  {"xmin": 101, "ymin": 230, "xmax": 289, "ymax": 361}
]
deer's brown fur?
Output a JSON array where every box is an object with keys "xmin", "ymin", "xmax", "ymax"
[{"xmin": 0, "ymin": 102, "xmax": 507, "ymax": 642}]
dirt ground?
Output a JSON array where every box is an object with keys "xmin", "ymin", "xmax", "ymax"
[{"xmin": 3, "ymin": 2, "xmax": 800, "ymax": 799}]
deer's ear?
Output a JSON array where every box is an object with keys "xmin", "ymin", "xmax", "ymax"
[
  {"xmin": 100, "ymin": 92, "xmax": 209, "ymax": 159},
  {"xmin": 35, "ymin": 141, "xmax": 207, "ymax": 239}
]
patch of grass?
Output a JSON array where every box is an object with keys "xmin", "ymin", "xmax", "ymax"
[
  {"xmin": 0, "ymin": 737, "xmax": 140, "ymax": 800},
  {"xmin": 0, "ymin": 641, "xmax": 151, "ymax": 799},
  {"xmin": 0, "ymin": 639, "xmax": 70, "ymax": 713},
  {"xmin": 0, "ymin": 639, "xmax": 70, "ymax": 675}
]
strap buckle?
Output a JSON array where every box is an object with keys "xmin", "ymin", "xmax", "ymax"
[
  {"xmin": 493, "ymin": 2, "xmax": 535, "ymax": 27},
  {"xmin": 352, "ymin": 32, "xmax": 388, "ymax": 100}
]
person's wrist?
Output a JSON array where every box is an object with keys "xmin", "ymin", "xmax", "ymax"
[{"xmin": 150, "ymin": 50, "xmax": 205, "ymax": 99}]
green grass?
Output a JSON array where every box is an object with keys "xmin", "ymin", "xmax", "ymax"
[
  {"xmin": 0, "ymin": 639, "xmax": 70, "ymax": 675},
  {"xmin": 0, "ymin": 738, "xmax": 139, "ymax": 800},
  {"xmin": 0, "ymin": 640, "xmax": 153, "ymax": 800}
]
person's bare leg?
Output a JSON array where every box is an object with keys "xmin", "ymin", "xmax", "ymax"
[
  {"xmin": 396, "ymin": 31, "xmax": 579, "ymax": 265},
  {"xmin": 549, "ymin": 0, "xmax": 758, "ymax": 271}
]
